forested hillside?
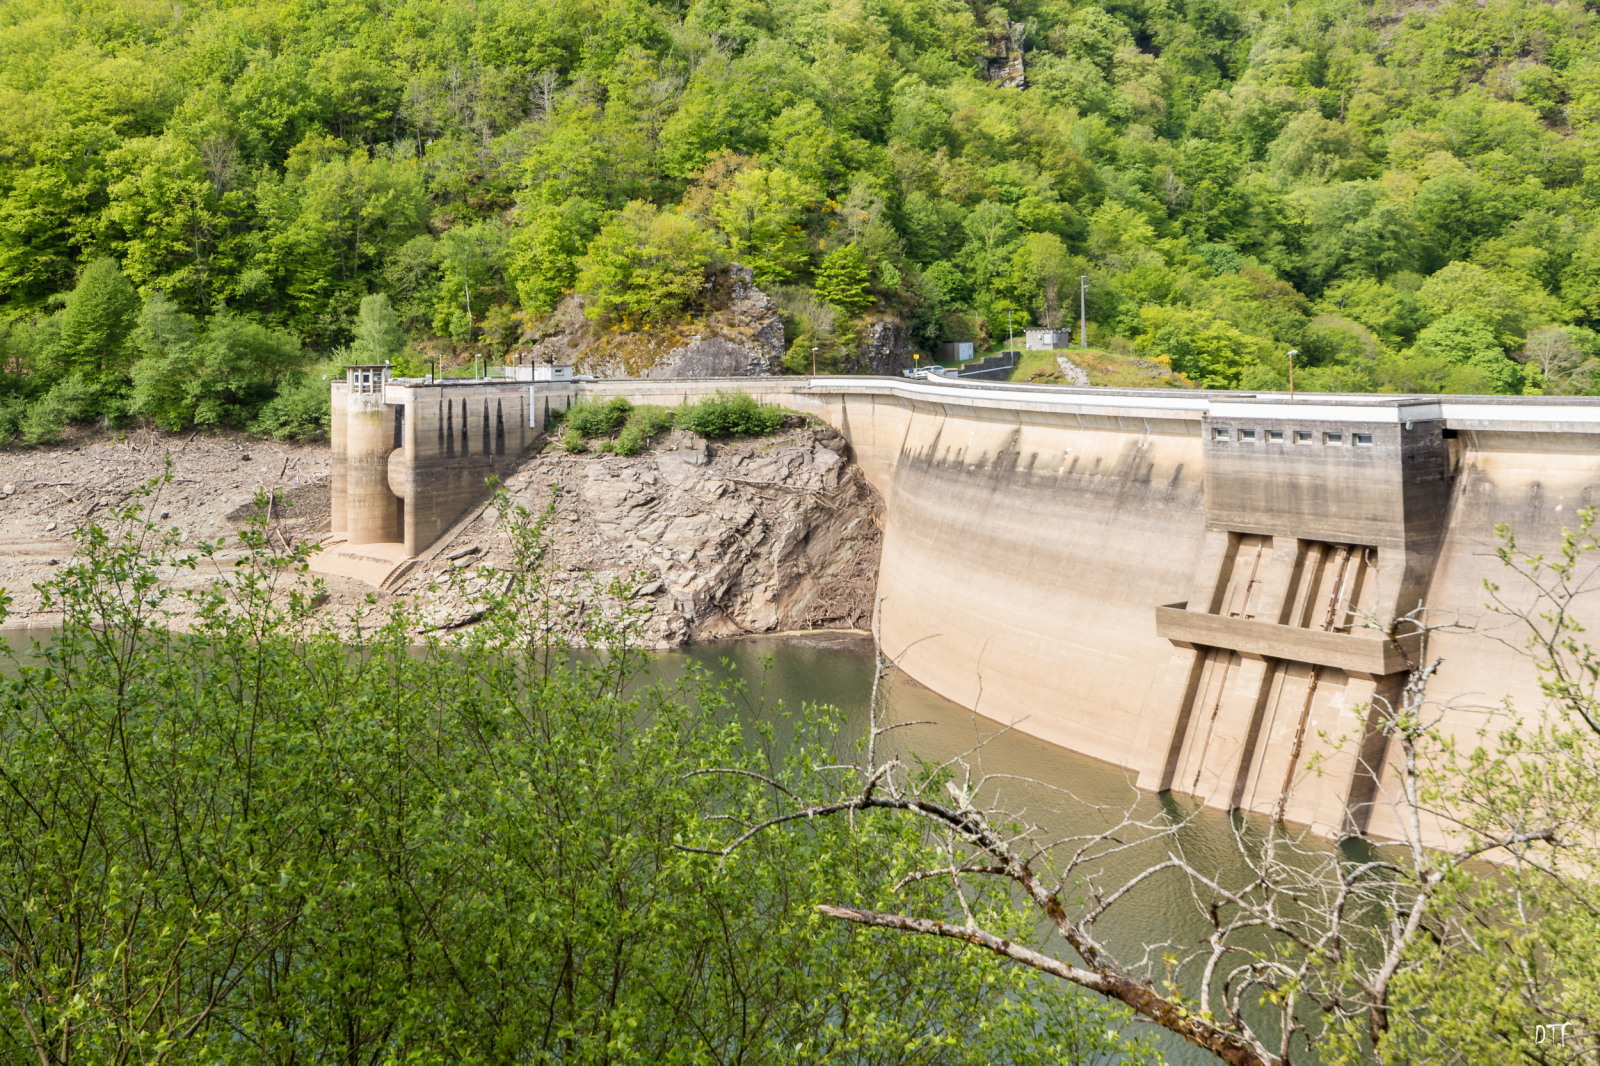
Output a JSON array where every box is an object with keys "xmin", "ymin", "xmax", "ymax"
[{"xmin": 2, "ymin": 0, "xmax": 1599, "ymax": 441}]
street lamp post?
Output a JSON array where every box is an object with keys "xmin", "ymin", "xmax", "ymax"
[
  {"xmin": 1287, "ymin": 349, "xmax": 1299, "ymax": 398},
  {"xmin": 811, "ymin": 346, "xmax": 818, "ymax": 375}
]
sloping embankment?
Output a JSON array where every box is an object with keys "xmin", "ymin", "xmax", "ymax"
[{"xmin": 0, "ymin": 424, "xmax": 882, "ymax": 646}]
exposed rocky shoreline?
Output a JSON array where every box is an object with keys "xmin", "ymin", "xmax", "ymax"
[{"xmin": 0, "ymin": 423, "xmax": 882, "ymax": 646}]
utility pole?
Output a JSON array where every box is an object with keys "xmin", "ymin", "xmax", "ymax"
[
  {"xmin": 1008, "ymin": 310, "xmax": 1014, "ymax": 355},
  {"xmin": 464, "ymin": 279, "xmax": 473, "ymax": 372},
  {"xmin": 1287, "ymin": 349, "xmax": 1299, "ymax": 398},
  {"xmin": 1079, "ymin": 275, "xmax": 1088, "ymax": 349}
]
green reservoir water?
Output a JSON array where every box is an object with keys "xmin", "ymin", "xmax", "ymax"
[{"xmin": 651, "ymin": 633, "xmax": 1336, "ymax": 1066}]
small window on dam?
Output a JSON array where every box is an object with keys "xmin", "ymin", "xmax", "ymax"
[
  {"xmin": 1324, "ymin": 432, "xmax": 1344, "ymax": 445},
  {"xmin": 1353, "ymin": 432, "xmax": 1373, "ymax": 446},
  {"xmin": 1295, "ymin": 430, "xmax": 1313, "ymax": 443},
  {"xmin": 1238, "ymin": 428, "xmax": 1257, "ymax": 442},
  {"xmin": 1212, "ymin": 427, "xmax": 1231, "ymax": 441},
  {"xmin": 1266, "ymin": 429, "xmax": 1284, "ymax": 442}
]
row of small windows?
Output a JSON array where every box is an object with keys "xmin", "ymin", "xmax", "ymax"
[{"xmin": 1211, "ymin": 426, "xmax": 1374, "ymax": 446}]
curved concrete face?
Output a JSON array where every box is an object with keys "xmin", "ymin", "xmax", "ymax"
[
  {"xmin": 1371, "ymin": 429, "xmax": 1600, "ymax": 840},
  {"xmin": 871, "ymin": 401, "xmax": 1206, "ymax": 767}
]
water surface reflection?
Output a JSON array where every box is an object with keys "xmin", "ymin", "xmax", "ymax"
[{"xmin": 657, "ymin": 634, "xmax": 1349, "ymax": 1065}]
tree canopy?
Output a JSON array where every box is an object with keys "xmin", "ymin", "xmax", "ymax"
[{"xmin": 5, "ymin": 0, "xmax": 1600, "ymax": 440}]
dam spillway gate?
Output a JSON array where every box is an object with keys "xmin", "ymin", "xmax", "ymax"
[{"xmin": 1149, "ymin": 403, "xmax": 1452, "ymax": 835}]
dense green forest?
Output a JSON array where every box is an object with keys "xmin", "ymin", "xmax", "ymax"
[{"xmin": 2, "ymin": 0, "xmax": 1600, "ymax": 442}]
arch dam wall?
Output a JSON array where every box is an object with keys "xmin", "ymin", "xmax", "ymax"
[{"xmin": 334, "ymin": 372, "xmax": 1600, "ymax": 841}]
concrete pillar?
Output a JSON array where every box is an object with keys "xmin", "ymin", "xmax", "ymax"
[
  {"xmin": 345, "ymin": 392, "xmax": 400, "ymax": 545},
  {"xmin": 330, "ymin": 381, "xmax": 348, "ymax": 535}
]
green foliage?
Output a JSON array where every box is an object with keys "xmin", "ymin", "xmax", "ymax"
[
  {"xmin": 507, "ymin": 198, "xmax": 602, "ymax": 315},
  {"xmin": 575, "ymin": 202, "xmax": 717, "ymax": 325},
  {"xmin": 53, "ymin": 258, "xmax": 141, "ymax": 385},
  {"xmin": 1319, "ymin": 509, "xmax": 1600, "ymax": 1063},
  {"xmin": 613, "ymin": 404, "xmax": 675, "ymax": 454},
  {"xmin": 130, "ymin": 302, "xmax": 304, "ymax": 430},
  {"xmin": 814, "ymin": 243, "xmax": 874, "ymax": 316},
  {"xmin": 675, "ymin": 391, "xmax": 785, "ymax": 439},
  {"xmin": 3, "ymin": 0, "xmax": 1600, "ymax": 403},
  {"xmin": 1519, "ymin": 324, "xmax": 1600, "ymax": 394},
  {"xmin": 1383, "ymin": 312, "xmax": 1525, "ymax": 394},
  {"xmin": 709, "ymin": 166, "xmax": 815, "ymax": 287},
  {"xmin": 0, "ymin": 489, "xmax": 1151, "ymax": 1061},
  {"xmin": 19, "ymin": 374, "xmax": 104, "ymax": 444},
  {"xmin": 561, "ymin": 425, "xmax": 587, "ymax": 452},
  {"xmin": 563, "ymin": 396, "xmax": 634, "ymax": 438},
  {"xmin": 348, "ymin": 292, "xmax": 405, "ymax": 363},
  {"xmin": 1137, "ymin": 306, "xmax": 1269, "ymax": 389},
  {"xmin": 251, "ymin": 363, "xmax": 336, "ymax": 441}
]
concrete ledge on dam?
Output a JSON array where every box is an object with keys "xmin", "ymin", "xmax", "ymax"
[{"xmin": 1155, "ymin": 605, "xmax": 1421, "ymax": 676}]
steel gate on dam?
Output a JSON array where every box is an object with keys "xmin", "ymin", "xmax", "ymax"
[{"xmin": 330, "ymin": 369, "xmax": 1600, "ymax": 843}]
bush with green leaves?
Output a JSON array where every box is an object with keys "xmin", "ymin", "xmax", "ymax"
[
  {"xmin": 562, "ymin": 396, "xmax": 633, "ymax": 438},
  {"xmin": 251, "ymin": 362, "xmax": 337, "ymax": 441},
  {"xmin": 674, "ymin": 391, "xmax": 786, "ymax": 439},
  {"xmin": 613, "ymin": 404, "xmax": 675, "ymax": 455},
  {"xmin": 17, "ymin": 376, "xmax": 94, "ymax": 444},
  {"xmin": 0, "ymin": 484, "xmax": 1154, "ymax": 1064},
  {"xmin": 130, "ymin": 296, "xmax": 305, "ymax": 431}
]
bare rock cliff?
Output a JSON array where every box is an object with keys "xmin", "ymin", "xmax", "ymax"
[
  {"xmin": 521, "ymin": 264, "xmax": 785, "ymax": 378},
  {"xmin": 843, "ymin": 317, "xmax": 916, "ymax": 376},
  {"xmin": 403, "ymin": 422, "xmax": 882, "ymax": 645}
]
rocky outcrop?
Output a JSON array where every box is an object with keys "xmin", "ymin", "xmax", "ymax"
[
  {"xmin": 983, "ymin": 22, "xmax": 1027, "ymax": 88},
  {"xmin": 841, "ymin": 317, "xmax": 915, "ymax": 376},
  {"xmin": 0, "ymin": 422, "xmax": 879, "ymax": 647},
  {"xmin": 401, "ymin": 421, "xmax": 881, "ymax": 645},
  {"xmin": 520, "ymin": 264, "xmax": 785, "ymax": 378}
]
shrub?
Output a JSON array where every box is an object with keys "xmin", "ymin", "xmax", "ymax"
[
  {"xmin": 563, "ymin": 397, "xmax": 633, "ymax": 438},
  {"xmin": 561, "ymin": 425, "xmax": 587, "ymax": 453},
  {"xmin": 613, "ymin": 405, "xmax": 675, "ymax": 455},
  {"xmin": 0, "ymin": 399, "xmax": 22, "ymax": 444},
  {"xmin": 131, "ymin": 303, "xmax": 305, "ymax": 431},
  {"xmin": 0, "ymin": 489, "xmax": 1149, "ymax": 1065},
  {"xmin": 674, "ymin": 391, "xmax": 785, "ymax": 439},
  {"xmin": 252, "ymin": 364, "xmax": 337, "ymax": 441},
  {"xmin": 20, "ymin": 374, "xmax": 103, "ymax": 445}
]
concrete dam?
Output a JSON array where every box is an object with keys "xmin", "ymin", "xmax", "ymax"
[{"xmin": 330, "ymin": 370, "xmax": 1600, "ymax": 842}]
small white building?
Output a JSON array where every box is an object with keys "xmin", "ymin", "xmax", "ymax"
[
  {"xmin": 533, "ymin": 364, "xmax": 575, "ymax": 382},
  {"xmin": 1024, "ymin": 328, "xmax": 1074, "ymax": 351},
  {"xmin": 939, "ymin": 340, "xmax": 975, "ymax": 362}
]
